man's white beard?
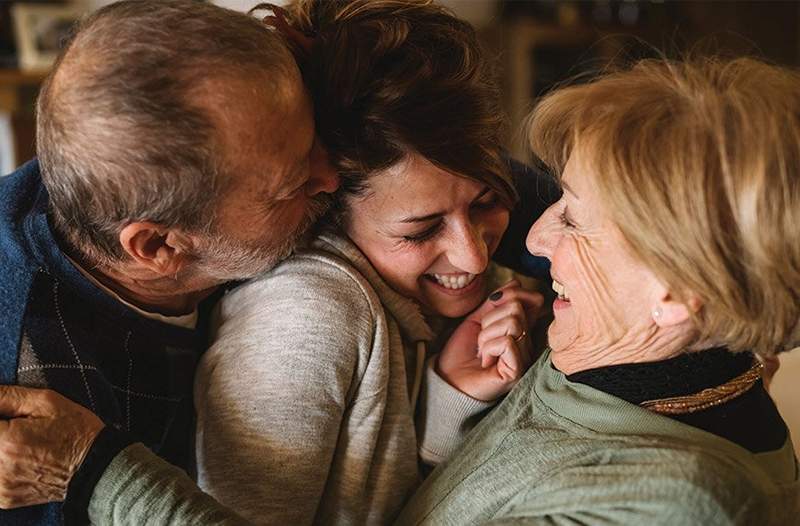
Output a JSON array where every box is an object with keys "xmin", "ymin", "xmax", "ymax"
[{"xmin": 193, "ymin": 194, "xmax": 331, "ymax": 281}]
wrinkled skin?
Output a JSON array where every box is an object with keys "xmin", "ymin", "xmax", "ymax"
[
  {"xmin": 526, "ymin": 150, "xmax": 697, "ymax": 374},
  {"xmin": 0, "ymin": 386, "xmax": 103, "ymax": 509}
]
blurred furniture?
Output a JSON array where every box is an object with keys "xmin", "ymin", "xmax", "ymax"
[
  {"xmin": 0, "ymin": 68, "xmax": 45, "ymax": 173},
  {"xmin": 502, "ymin": 19, "xmax": 600, "ymax": 160}
]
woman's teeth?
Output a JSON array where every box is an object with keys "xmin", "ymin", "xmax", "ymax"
[
  {"xmin": 431, "ymin": 273, "xmax": 477, "ymax": 290},
  {"xmin": 552, "ymin": 280, "xmax": 570, "ymax": 301}
]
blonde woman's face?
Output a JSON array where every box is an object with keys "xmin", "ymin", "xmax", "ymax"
[
  {"xmin": 345, "ymin": 154, "xmax": 509, "ymax": 318},
  {"xmin": 525, "ymin": 151, "xmax": 665, "ymax": 366}
]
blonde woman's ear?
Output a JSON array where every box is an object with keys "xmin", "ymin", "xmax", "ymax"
[{"xmin": 652, "ymin": 291, "xmax": 701, "ymax": 328}]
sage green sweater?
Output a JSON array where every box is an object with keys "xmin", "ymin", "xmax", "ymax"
[
  {"xmin": 396, "ymin": 349, "xmax": 800, "ymax": 525},
  {"xmin": 88, "ymin": 350, "xmax": 798, "ymax": 525}
]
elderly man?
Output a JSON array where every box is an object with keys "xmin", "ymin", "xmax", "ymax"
[{"xmin": 0, "ymin": 1, "xmax": 338, "ymax": 523}]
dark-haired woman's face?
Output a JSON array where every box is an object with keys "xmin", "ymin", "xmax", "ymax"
[{"xmin": 345, "ymin": 154, "xmax": 509, "ymax": 318}]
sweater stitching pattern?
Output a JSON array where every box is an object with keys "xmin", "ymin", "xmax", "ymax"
[
  {"xmin": 53, "ymin": 279, "xmax": 96, "ymax": 412},
  {"xmin": 19, "ymin": 363, "xmax": 99, "ymax": 373},
  {"xmin": 124, "ymin": 331, "xmax": 133, "ymax": 432}
]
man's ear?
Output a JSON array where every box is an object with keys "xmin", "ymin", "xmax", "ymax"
[
  {"xmin": 653, "ymin": 284, "xmax": 702, "ymax": 328},
  {"xmin": 119, "ymin": 222, "xmax": 196, "ymax": 277}
]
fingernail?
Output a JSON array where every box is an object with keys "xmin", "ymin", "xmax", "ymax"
[{"xmin": 489, "ymin": 290, "xmax": 503, "ymax": 301}]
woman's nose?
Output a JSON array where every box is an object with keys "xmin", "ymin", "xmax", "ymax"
[
  {"xmin": 526, "ymin": 205, "xmax": 560, "ymax": 259},
  {"xmin": 447, "ymin": 223, "xmax": 489, "ymax": 275}
]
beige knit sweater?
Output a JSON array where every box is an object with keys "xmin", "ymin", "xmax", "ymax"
[{"xmin": 193, "ymin": 232, "xmax": 500, "ymax": 525}]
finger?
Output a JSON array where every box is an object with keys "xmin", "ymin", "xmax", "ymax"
[
  {"xmin": 480, "ymin": 336, "xmax": 522, "ymax": 380},
  {"xmin": 466, "ymin": 280, "xmax": 524, "ymax": 324},
  {"xmin": 486, "ymin": 280, "xmax": 520, "ymax": 304},
  {"xmin": 481, "ymin": 301, "xmax": 526, "ymax": 330},
  {"xmin": 521, "ymin": 291, "xmax": 546, "ymax": 322},
  {"xmin": 0, "ymin": 386, "xmax": 49, "ymax": 418},
  {"xmin": 466, "ymin": 295, "xmax": 500, "ymax": 324},
  {"xmin": 492, "ymin": 286, "xmax": 545, "ymax": 313},
  {"xmin": 477, "ymin": 316, "xmax": 525, "ymax": 350}
]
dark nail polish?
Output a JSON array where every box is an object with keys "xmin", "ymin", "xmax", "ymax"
[{"xmin": 489, "ymin": 290, "xmax": 503, "ymax": 301}]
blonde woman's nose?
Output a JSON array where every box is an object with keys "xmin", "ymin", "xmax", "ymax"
[{"xmin": 526, "ymin": 205, "xmax": 560, "ymax": 258}]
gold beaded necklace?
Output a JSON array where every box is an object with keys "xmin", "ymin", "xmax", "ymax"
[{"xmin": 640, "ymin": 361, "xmax": 764, "ymax": 415}]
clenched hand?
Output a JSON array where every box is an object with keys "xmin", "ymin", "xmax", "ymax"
[
  {"xmin": 437, "ymin": 280, "xmax": 545, "ymax": 401},
  {"xmin": 0, "ymin": 386, "xmax": 104, "ymax": 509}
]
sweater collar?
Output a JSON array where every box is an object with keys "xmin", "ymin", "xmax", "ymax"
[
  {"xmin": 312, "ymin": 231, "xmax": 435, "ymax": 343},
  {"xmin": 525, "ymin": 350, "xmax": 797, "ymax": 484},
  {"xmin": 565, "ymin": 347, "xmax": 754, "ymax": 404}
]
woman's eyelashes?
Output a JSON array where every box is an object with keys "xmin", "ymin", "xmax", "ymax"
[
  {"xmin": 403, "ymin": 221, "xmax": 444, "ymax": 245},
  {"xmin": 472, "ymin": 191, "xmax": 500, "ymax": 210},
  {"xmin": 559, "ymin": 206, "xmax": 576, "ymax": 228},
  {"xmin": 401, "ymin": 190, "xmax": 501, "ymax": 246}
]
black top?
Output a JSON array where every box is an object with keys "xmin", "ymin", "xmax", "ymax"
[{"xmin": 567, "ymin": 349, "xmax": 787, "ymax": 453}]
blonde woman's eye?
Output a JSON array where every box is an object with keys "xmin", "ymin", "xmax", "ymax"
[{"xmin": 559, "ymin": 208, "xmax": 576, "ymax": 228}]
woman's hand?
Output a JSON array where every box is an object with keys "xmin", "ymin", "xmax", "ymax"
[
  {"xmin": 0, "ymin": 386, "xmax": 104, "ymax": 509},
  {"xmin": 437, "ymin": 280, "xmax": 544, "ymax": 402}
]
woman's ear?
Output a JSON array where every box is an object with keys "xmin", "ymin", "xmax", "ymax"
[
  {"xmin": 119, "ymin": 223, "xmax": 195, "ymax": 277},
  {"xmin": 652, "ymin": 288, "xmax": 702, "ymax": 328}
]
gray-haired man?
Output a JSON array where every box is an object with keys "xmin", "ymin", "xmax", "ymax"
[{"xmin": 0, "ymin": 1, "xmax": 337, "ymax": 523}]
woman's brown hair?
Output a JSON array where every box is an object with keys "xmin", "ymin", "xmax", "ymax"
[{"xmin": 280, "ymin": 0, "xmax": 517, "ymax": 221}]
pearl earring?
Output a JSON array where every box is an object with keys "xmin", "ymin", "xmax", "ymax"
[{"xmin": 652, "ymin": 306, "xmax": 663, "ymax": 319}]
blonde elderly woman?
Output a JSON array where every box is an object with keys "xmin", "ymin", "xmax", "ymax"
[{"xmin": 396, "ymin": 57, "xmax": 800, "ymax": 525}]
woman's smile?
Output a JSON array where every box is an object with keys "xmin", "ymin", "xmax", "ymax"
[
  {"xmin": 423, "ymin": 271, "xmax": 484, "ymax": 296},
  {"xmin": 345, "ymin": 154, "xmax": 510, "ymax": 318},
  {"xmin": 552, "ymin": 279, "xmax": 570, "ymax": 310}
]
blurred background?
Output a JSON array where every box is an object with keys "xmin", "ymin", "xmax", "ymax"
[{"xmin": 1, "ymin": 0, "xmax": 799, "ymax": 451}]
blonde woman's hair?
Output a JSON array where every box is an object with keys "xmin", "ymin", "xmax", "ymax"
[{"xmin": 529, "ymin": 57, "xmax": 800, "ymax": 357}]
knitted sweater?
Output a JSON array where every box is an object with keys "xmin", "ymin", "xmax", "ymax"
[
  {"xmin": 195, "ymin": 232, "xmax": 511, "ymax": 524},
  {"xmin": 395, "ymin": 349, "xmax": 800, "ymax": 525},
  {"xmin": 88, "ymin": 231, "xmax": 528, "ymax": 525},
  {"xmin": 0, "ymin": 161, "xmax": 206, "ymax": 525}
]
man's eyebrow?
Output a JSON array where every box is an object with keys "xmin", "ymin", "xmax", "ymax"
[
  {"xmin": 397, "ymin": 187, "xmax": 491, "ymax": 223},
  {"xmin": 561, "ymin": 181, "xmax": 579, "ymax": 200}
]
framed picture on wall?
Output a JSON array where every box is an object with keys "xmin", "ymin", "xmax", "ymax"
[{"xmin": 12, "ymin": 3, "xmax": 84, "ymax": 72}]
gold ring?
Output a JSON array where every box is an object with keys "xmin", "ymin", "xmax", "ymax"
[{"xmin": 514, "ymin": 330, "xmax": 527, "ymax": 343}]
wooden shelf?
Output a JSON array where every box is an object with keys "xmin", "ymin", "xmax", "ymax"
[
  {"xmin": 0, "ymin": 69, "xmax": 47, "ymax": 171},
  {"xmin": 0, "ymin": 69, "xmax": 48, "ymax": 87}
]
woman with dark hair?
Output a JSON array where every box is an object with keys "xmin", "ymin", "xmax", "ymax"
[{"xmin": 184, "ymin": 1, "xmax": 547, "ymax": 524}]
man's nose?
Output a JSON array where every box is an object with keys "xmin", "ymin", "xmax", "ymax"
[{"xmin": 306, "ymin": 141, "xmax": 340, "ymax": 196}]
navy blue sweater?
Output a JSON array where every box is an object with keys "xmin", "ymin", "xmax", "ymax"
[{"xmin": 0, "ymin": 160, "xmax": 207, "ymax": 525}]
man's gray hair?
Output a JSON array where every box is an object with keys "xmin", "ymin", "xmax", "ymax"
[{"xmin": 36, "ymin": 0, "xmax": 296, "ymax": 263}]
